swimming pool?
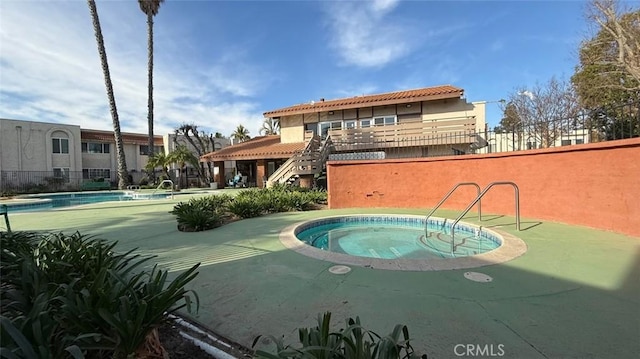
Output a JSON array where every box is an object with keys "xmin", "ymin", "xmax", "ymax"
[
  {"xmin": 3, "ymin": 191, "xmax": 172, "ymax": 213},
  {"xmin": 280, "ymin": 215, "xmax": 527, "ymax": 271}
]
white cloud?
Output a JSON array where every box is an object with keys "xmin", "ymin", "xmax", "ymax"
[
  {"xmin": 323, "ymin": 0, "xmax": 410, "ymax": 68},
  {"xmin": 371, "ymin": 0, "xmax": 401, "ymax": 13},
  {"xmin": 518, "ymin": 90, "xmax": 535, "ymax": 100},
  {"xmin": 0, "ymin": 0, "xmax": 267, "ymax": 139}
]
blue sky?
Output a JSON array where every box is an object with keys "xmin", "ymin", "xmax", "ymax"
[{"xmin": 0, "ymin": 0, "xmax": 594, "ymax": 137}]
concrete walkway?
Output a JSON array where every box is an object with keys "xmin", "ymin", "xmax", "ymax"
[{"xmin": 4, "ymin": 193, "xmax": 639, "ymax": 358}]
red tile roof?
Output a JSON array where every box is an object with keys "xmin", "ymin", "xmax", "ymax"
[
  {"xmin": 263, "ymin": 85, "xmax": 464, "ymax": 118},
  {"xmin": 200, "ymin": 135, "xmax": 305, "ymax": 161},
  {"xmin": 81, "ymin": 129, "xmax": 163, "ymax": 146}
]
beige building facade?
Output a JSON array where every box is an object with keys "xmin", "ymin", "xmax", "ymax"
[
  {"xmin": 0, "ymin": 118, "xmax": 83, "ymax": 175},
  {"xmin": 202, "ymin": 85, "xmax": 489, "ymax": 188},
  {"xmin": 1, "ymin": 118, "xmax": 229, "ymax": 191}
]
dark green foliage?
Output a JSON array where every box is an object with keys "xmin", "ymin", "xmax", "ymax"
[
  {"xmin": 253, "ymin": 312, "xmax": 426, "ymax": 359},
  {"xmin": 170, "ymin": 187, "xmax": 327, "ymax": 231},
  {"xmin": 227, "ymin": 195, "xmax": 267, "ymax": 218},
  {"xmin": 170, "ymin": 194, "xmax": 232, "ymax": 231},
  {"xmin": 0, "ymin": 231, "xmax": 200, "ymax": 358}
]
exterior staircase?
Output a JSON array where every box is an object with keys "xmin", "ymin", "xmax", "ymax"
[{"xmin": 266, "ymin": 134, "xmax": 333, "ymax": 187}]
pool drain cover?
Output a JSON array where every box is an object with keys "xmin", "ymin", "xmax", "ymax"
[
  {"xmin": 329, "ymin": 265, "xmax": 352, "ymax": 274},
  {"xmin": 464, "ymin": 272, "xmax": 493, "ymax": 282}
]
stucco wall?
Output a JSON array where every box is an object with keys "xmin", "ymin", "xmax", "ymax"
[
  {"xmin": 0, "ymin": 119, "xmax": 82, "ymax": 172},
  {"xmin": 278, "ymin": 99, "xmax": 485, "ymax": 144},
  {"xmin": 327, "ymin": 138, "xmax": 640, "ymax": 237}
]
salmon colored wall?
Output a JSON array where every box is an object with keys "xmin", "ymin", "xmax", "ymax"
[{"xmin": 327, "ymin": 138, "xmax": 640, "ymax": 237}]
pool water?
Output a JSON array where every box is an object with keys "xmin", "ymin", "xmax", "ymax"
[
  {"xmin": 296, "ymin": 217, "xmax": 501, "ymax": 259},
  {"xmin": 5, "ymin": 192, "xmax": 170, "ymax": 213}
]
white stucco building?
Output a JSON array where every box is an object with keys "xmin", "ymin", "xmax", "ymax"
[{"xmin": 0, "ymin": 118, "xmax": 229, "ymax": 192}]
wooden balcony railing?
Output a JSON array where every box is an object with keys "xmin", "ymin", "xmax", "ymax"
[{"xmin": 328, "ymin": 117, "xmax": 477, "ymax": 151}]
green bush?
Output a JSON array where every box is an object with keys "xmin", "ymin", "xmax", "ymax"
[
  {"xmin": 0, "ymin": 231, "xmax": 200, "ymax": 358},
  {"xmin": 285, "ymin": 192, "xmax": 315, "ymax": 211},
  {"xmin": 170, "ymin": 196, "xmax": 227, "ymax": 232},
  {"xmin": 169, "ymin": 187, "xmax": 326, "ymax": 231},
  {"xmin": 262, "ymin": 191, "xmax": 292, "ymax": 213},
  {"xmin": 198, "ymin": 193, "xmax": 233, "ymax": 212},
  {"xmin": 305, "ymin": 189, "xmax": 328, "ymax": 204},
  {"xmin": 253, "ymin": 312, "xmax": 426, "ymax": 359},
  {"xmin": 227, "ymin": 195, "xmax": 266, "ymax": 218}
]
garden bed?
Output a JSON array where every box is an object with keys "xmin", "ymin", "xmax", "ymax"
[{"xmin": 158, "ymin": 316, "xmax": 252, "ymax": 358}]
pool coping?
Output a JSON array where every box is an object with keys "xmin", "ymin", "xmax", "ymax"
[{"xmin": 279, "ymin": 214, "xmax": 528, "ymax": 271}]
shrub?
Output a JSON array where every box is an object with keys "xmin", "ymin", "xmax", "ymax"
[
  {"xmin": 262, "ymin": 191, "xmax": 292, "ymax": 213},
  {"xmin": 286, "ymin": 191, "xmax": 315, "ymax": 211},
  {"xmin": 305, "ymin": 189, "xmax": 328, "ymax": 204},
  {"xmin": 170, "ymin": 197, "xmax": 225, "ymax": 232},
  {"xmin": 169, "ymin": 186, "xmax": 326, "ymax": 231},
  {"xmin": 198, "ymin": 194, "xmax": 233, "ymax": 213},
  {"xmin": 253, "ymin": 312, "xmax": 426, "ymax": 359},
  {"xmin": 227, "ymin": 195, "xmax": 266, "ymax": 218},
  {"xmin": 0, "ymin": 231, "xmax": 200, "ymax": 358}
]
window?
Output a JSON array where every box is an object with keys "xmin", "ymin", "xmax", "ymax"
[
  {"xmin": 360, "ymin": 119, "xmax": 371, "ymax": 128},
  {"xmin": 82, "ymin": 142, "xmax": 110, "ymax": 154},
  {"xmin": 344, "ymin": 120, "xmax": 357, "ymax": 129},
  {"xmin": 373, "ymin": 116, "xmax": 396, "ymax": 126},
  {"xmin": 140, "ymin": 145, "xmax": 164, "ymax": 155},
  {"xmin": 575, "ymin": 139, "xmax": 584, "ymax": 145},
  {"xmin": 561, "ymin": 139, "xmax": 572, "ymax": 146},
  {"xmin": 52, "ymin": 138, "xmax": 69, "ymax": 154},
  {"xmin": 319, "ymin": 121, "xmax": 342, "ymax": 139},
  {"xmin": 83, "ymin": 168, "xmax": 111, "ymax": 180}
]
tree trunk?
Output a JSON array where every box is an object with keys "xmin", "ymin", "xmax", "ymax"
[
  {"xmin": 87, "ymin": 0, "xmax": 129, "ymax": 189},
  {"xmin": 147, "ymin": 12, "xmax": 155, "ymax": 183}
]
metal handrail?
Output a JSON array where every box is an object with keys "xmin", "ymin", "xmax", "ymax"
[
  {"xmin": 152, "ymin": 179, "xmax": 174, "ymax": 199},
  {"xmin": 425, "ymin": 182, "xmax": 481, "ymax": 237},
  {"xmin": 450, "ymin": 181, "xmax": 520, "ymax": 253},
  {"xmin": 1, "ymin": 204, "xmax": 11, "ymax": 233}
]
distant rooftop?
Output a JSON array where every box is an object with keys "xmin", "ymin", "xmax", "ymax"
[
  {"xmin": 81, "ymin": 129, "xmax": 163, "ymax": 146},
  {"xmin": 263, "ymin": 85, "xmax": 464, "ymax": 118},
  {"xmin": 200, "ymin": 135, "xmax": 305, "ymax": 161}
]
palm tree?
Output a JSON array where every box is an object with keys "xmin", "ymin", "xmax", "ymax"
[
  {"xmin": 87, "ymin": 0, "xmax": 129, "ymax": 189},
  {"xmin": 138, "ymin": 0, "xmax": 164, "ymax": 182},
  {"xmin": 144, "ymin": 151, "xmax": 171, "ymax": 183},
  {"xmin": 259, "ymin": 117, "xmax": 280, "ymax": 135},
  {"xmin": 231, "ymin": 125, "xmax": 251, "ymax": 143},
  {"xmin": 167, "ymin": 145, "xmax": 199, "ymax": 189}
]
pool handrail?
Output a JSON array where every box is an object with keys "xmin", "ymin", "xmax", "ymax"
[
  {"xmin": 450, "ymin": 181, "xmax": 520, "ymax": 253},
  {"xmin": 1, "ymin": 204, "xmax": 11, "ymax": 233},
  {"xmin": 425, "ymin": 182, "xmax": 481, "ymax": 238},
  {"xmin": 152, "ymin": 179, "xmax": 174, "ymax": 199}
]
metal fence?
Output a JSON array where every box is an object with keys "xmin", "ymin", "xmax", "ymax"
[
  {"xmin": 0, "ymin": 171, "xmax": 95, "ymax": 195},
  {"xmin": 330, "ymin": 101, "xmax": 639, "ymax": 159}
]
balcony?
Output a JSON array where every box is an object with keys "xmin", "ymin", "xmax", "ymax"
[{"xmin": 328, "ymin": 116, "xmax": 477, "ymax": 152}]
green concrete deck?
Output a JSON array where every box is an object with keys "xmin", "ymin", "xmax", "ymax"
[{"xmin": 3, "ymin": 193, "xmax": 639, "ymax": 358}]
